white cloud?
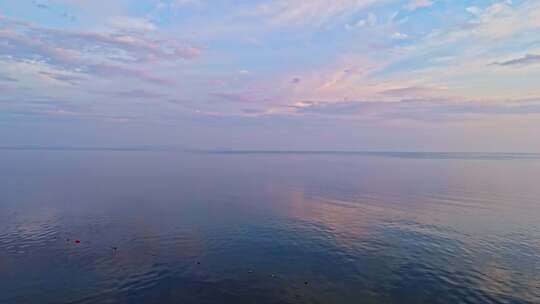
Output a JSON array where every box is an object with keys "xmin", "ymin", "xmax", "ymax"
[
  {"xmin": 0, "ymin": 16, "xmax": 200, "ymax": 86},
  {"xmin": 251, "ymin": 0, "xmax": 379, "ymax": 26},
  {"xmin": 391, "ymin": 31, "xmax": 408, "ymax": 40},
  {"xmin": 108, "ymin": 16, "xmax": 157, "ymax": 31},
  {"xmin": 345, "ymin": 12, "xmax": 377, "ymax": 30},
  {"xmin": 464, "ymin": 1, "xmax": 540, "ymax": 39},
  {"xmin": 404, "ymin": 0, "xmax": 434, "ymax": 11}
]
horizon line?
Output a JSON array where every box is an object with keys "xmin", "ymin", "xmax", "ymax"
[
  {"xmin": 1, "ymin": 146, "xmax": 539, "ymax": 158},
  {"xmin": 0, "ymin": 145, "xmax": 539, "ymax": 153}
]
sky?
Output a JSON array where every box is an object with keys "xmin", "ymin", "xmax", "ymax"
[{"xmin": 1, "ymin": 0, "xmax": 540, "ymax": 152}]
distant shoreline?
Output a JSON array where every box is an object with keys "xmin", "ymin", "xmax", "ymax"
[{"xmin": 1, "ymin": 146, "xmax": 539, "ymax": 160}]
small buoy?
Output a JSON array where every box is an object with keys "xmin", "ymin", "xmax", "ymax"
[
  {"xmin": 304, "ymin": 281, "xmax": 308, "ymax": 285},
  {"xmin": 248, "ymin": 270, "xmax": 254, "ymax": 274},
  {"xmin": 270, "ymin": 274, "xmax": 276, "ymax": 278},
  {"xmin": 75, "ymin": 240, "xmax": 81, "ymax": 244},
  {"xmin": 197, "ymin": 261, "xmax": 201, "ymax": 265},
  {"xmin": 112, "ymin": 247, "xmax": 117, "ymax": 250}
]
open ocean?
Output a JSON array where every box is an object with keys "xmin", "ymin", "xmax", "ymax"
[{"xmin": 1, "ymin": 150, "xmax": 539, "ymax": 304}]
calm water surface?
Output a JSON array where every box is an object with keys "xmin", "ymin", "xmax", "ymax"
[{"xmin": 1, "ymin": 151, "xmax": 539, "ymax": 303}]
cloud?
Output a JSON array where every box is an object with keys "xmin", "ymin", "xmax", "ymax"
[
  {"xmin": 39, "ymin": 28, "xmax": 200, "ymax": 63},
  {"xmin": 492, "ymin": 54, "xmax": 540, "ymax": 66},
  {"xmin": 152, "ymin": 0, "xmax": 206, "ymax": 11},
  {"xmin": 292, "ymin": 100, "xmax": 366, "ymax": 115},
  {"xmin": 464, "ymin": 1, "xmax": 540, "ymax": 40},
  {"xmin": 291, "ymin": 98, "xmax": 540, "ymax": 121},
  {"xmin": 251, "ymin": 0, "xmax": 379, "ymax": 26},
  {"xmin": 0, "ymin": 15, "xmax": 200, "ymax": 84},
  {"xmin": 1, "ymin": 15, "xmax": 200, "ymax": 63},
  {"xmin": 2, "ymin": 0, "xmax": 540, "ymax": 145},
  {"xmin": 212, "ymin": 90, "xmax": 277, "ymax": 104},
  {"xmin": 84, "ymin": 63, "xmax": 174, "ymax": 85},
  {"xmin": 0, "ymin": 75, "xmax": 17, "ymax": 82},
  {"xmin": 345, "ymin": 12, "xmax": 377, "ymax": 30},
  {"xmin": 108, "ymin": 16, "xmax": 157, "ymax": 31},
  {"xmin": 391, "ymin": 32, "xmax": 408, "ymax": 40},
  {"xmin": 32, "ymin": 1, "xmax": 50, "ymax": 10},
  {"xmin": 112, "ymin": 89, "xmax": 166, "ymax": 99},
  {"xmin": 39, "ymin": 71, "xmax": 86, "ymax": 85},
  {"xmin": 380, "ymin": 86, "xmax": 447, "ymax": 97},
  {"xmin": 404, "ymin": 0, "xmax": 434, "ymax": 11}
]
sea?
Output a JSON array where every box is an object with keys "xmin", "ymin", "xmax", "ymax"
[{"xmin": 1, "ymin": 149, "xmax": 539, "ymax": 303}]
